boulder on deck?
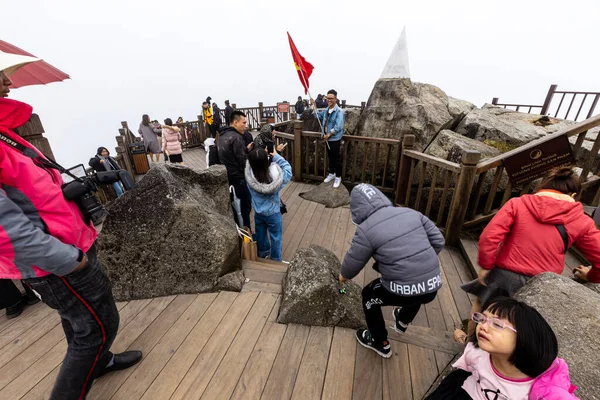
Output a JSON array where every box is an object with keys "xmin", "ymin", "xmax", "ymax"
[
  {"xmin": 98, "ymin": 164, "xmax": 241, "ymax": 301},
  {"xmin": 299, "ymin": 182, "xmax": 350, "ymax": 208},
  {"xmin": 278, "ymin": 245, "xmax": 365, "ymax": 329}
]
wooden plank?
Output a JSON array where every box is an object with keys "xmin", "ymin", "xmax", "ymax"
[
  {"xmin": 402, "ymin": 150, "xmax": 461, "ymax": 173},
  {"xmin": 0, "ymin": 303, "xmax": 54, "ymax": 349},
  {"xmin": 242, "ymin": 259, "xmax": 288, "ymax": 273},
  {"xmin": 200, "ymin": 292, "xmax": 278, "ymax": 400},
  {"xmin": 139, "ymin": 291, "xmax": 238, "ymax": 400},
  {"xmin": 297, "ymin": 204, "xmax": 326, "ymax": 251},
  {"xmin": 291, "ymin": 326, "xmax": 334, "ymax": 400},
  {"xmin": 90, "ymin": 295, "xmax": 197, "ymax": 400},
  {"xmin": 261, "ymin": 323, "xmax": 311, "ymax": 400},
  {"xmin": 386, "ymin": 323, "xmax": 463, "ymax": 355},
  {"xmin": 382, "ymin": 341, "xmax": 412, "ymax": 400},
  {"xmin": 243, "ymin": 267, "xmax": 285, "ymax": 285},
  {"xmin": 321, "ymin": 327, "xmax": 357, "ymax": 400},
  {"xmin": 459, "ymin": 238, "xmax": 482, "ymax": 277},
  {"xmin": 437, "ymin": 257, "xmax": 463, "ymax": 331},
  {"xmin": 3, "ymin": 297, "xmax": 169, "ymax": 400},
  {"xmin": 241, "ymin": 281, "xmax": 282, "ymax": 294},
  {"xmin": 170, "ymin": 291, "xmax": 259, "ymax": 400},
  {"xmin": 230, "ymin": 296, "xmax": 286, "ymax": 400},
  {"xmin": 111, "ymin": 293, "xmax": 218, "ymax": 400},
  {"xmin": 352, "ymin": 344, "xmax": 383, "ymax": 400},
  {"xmin": 310, "ymin": 206, "xmax": 334, "ymax": 247},
  {"xmin": 321, "ymin": 206, "xmax": 343, "ymax": 251},
  {"xmin": 332, "ymin": 207, "xmax": 352, "ymax": 260},
  {"xmin": 283, "ymin": 184, "xmax": 312, "ymax": 233},
  {"xmin": 282, "ymin": 198, "xmax": 318, "ymax": 258},
  {"xmin": 447, "ymin": 247, "xmax": 476, "ymax": 304},
  {"xmin": 425, "ymin": 294, "xmax": 456, "ymax": 371},
  {"xmin": 0, "ymin": 302, "xmax": 128, "ymax": 396},
  {"xmin": 438, "ymin": 249, "xmax": 472, "ymax": 321},
  {"xmin": 0, "ymin": 301, "xmax": 44, "ymax": 334},
  {"xmin": 0, "ymin": 311, "xmax": 60, "ymax": 369},
  {"xmin": 408, "ymin": 344, "xmax": 438, "ymax": 400}
]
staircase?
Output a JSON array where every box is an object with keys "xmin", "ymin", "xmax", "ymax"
[{"xmin": 240, "ymin": 258, "xmax": 288, "ymax": 294}]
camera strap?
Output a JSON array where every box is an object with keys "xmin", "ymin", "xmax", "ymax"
[{"xmin": 0, "ymin": 131, "xmax": 84, "ymax": 183}]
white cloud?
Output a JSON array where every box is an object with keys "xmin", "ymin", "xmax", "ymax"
[{"xmin": 4, "ymin": 0, "xmax": 599, "ymax": 167}]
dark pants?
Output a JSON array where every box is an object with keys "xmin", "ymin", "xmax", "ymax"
[
  {"xmin": 425, "ymin": 370, "xmax": 471, "ymax": 400},
  {"xmin": 0, "ymin": 279, "xmax": 29, "ymax": 309},
  {"xmin": 230, "ymin": 178, "xmax": 252, "ymax": 229},
  {"xmin": 327, "ymin": 140, "xmax": 342, "ymax": 177},
  {"xmin": 23, "ymin": 245, "xmax": 120, "ymax": 400},
  {"xmin": 362, "ymin": 278, "xmax": 437, "ymax": 343},
  {"xmin": 209, "ymin": 124, "xmax": 218, "ymax": 138}
]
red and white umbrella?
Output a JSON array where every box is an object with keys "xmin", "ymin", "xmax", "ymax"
[{"xmin": 0, "ymin": 40, "xmax": 70, "ymax": 88}]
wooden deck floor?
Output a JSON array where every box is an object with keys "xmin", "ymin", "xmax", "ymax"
[{"xmin": 0, "ymin": 147, "xmax": 474, "ymax": 400}]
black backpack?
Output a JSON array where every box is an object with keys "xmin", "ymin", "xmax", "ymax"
[{"xmin": 208, "ymin": 144, "xmax": 220, "ymax": 166}]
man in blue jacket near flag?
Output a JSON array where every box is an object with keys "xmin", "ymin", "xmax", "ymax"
[{"xmin": 312, "ymin": 89, "xmax": 345, "ymax": 188}]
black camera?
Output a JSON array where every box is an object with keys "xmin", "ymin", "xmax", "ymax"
[
  {"xmin": 265, "ymin": 139, "xmax": 275, "ymax": 154},
  {"xmin": 62, "ymin": 170, "xmax": 135, "ymax": 225}
]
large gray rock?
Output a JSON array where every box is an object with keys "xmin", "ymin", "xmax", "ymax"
[
  {"xmin": 99, "ymin": 164, "xmax": 240, "ymax": 300},
  {"xmin": 448, "ymin": 96, "xmax": 476, "ymax": 119},
  {"xmin": 455, "ymin": 105, "xmax": 574, "ymax": 147},
  {"xmin": 569, "ymin": 126, "xmax": 600, "ymax": 175},
  {"xmin": 356, "ymin": 78, "xmax": 455, "ymax": 151},
  {"xmin": 514, "ymin": 273, "xmax": 600, "ymax": 400},
  {"xmin": 299, "ymin": 182, "xmax": 350, "ymax": 208},
  {"xmin": 344, "ymin": 108, "xmax": 363, "ymax": 135},
  {"xmin": 278, "ymin": 245, "xmax": 365, "ymax": 328},
  {"xmin": 216, "ymin": 270, "xmax": 246, "ymax": 292}
]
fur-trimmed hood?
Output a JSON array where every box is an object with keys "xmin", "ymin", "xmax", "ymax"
[
  {"xmin": 161, "ymin": 125, "xmax": 180, "ymax": 133},
  {"xmin": 245, "ymin": 161, "xmax": 283, "ymax": 195}
]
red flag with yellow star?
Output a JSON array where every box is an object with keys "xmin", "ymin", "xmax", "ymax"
[{"xmin": 287, "ymin": 32, "xmax": 314, "ymax": 94}]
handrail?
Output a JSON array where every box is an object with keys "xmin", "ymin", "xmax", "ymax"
[
  {"xmin": 301, "ymin": 130, "xmax": 402, "ymax": 145},
  {"xmin": 273, "ymin": 131, "xmax": 294, "ymax": 140},
  {"xmin": 475, "ymin": 113, "xmax": 600, "ymax": 173}
]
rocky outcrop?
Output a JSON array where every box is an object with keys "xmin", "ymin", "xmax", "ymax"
[
  {"xmin": 278, "ymin": 245, "xmax": 365, "ymax": 329},
  {"xmin": 455, "ymin": 105, "xmax": 574, "ymax": 147},
  {"xmin": 356, "ymin": 78, "xmax": 456, "ymax": 151},
  {"xmin": 514, "ymin": 273, "xmax": 600, "ymax": 400},
  {"xmin": 448, "ymin": 96, "xmax": 476, "ymax": 119},
  {"xmin": 99, "ymin": 164, "xmax": 240, "ymax": 301},
  {"xmin": 299, "ymin": 182, "xmax": 350, "ymax": 208},
  {"xmin": 344, "ymin": 108, "xmax": 363, "ymax": 135}
]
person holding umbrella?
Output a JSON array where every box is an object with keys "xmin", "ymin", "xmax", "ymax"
[{"xmin": 0, "ymin": 47, "xmax": 142, "ymax": 399}]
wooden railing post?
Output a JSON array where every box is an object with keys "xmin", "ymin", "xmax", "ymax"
[
  {"xmin": 284, "ymin": 100, "xmax": 289, "ymax": 121},
  {"xmin": 116, "ymin": 121, "xmax": 135, "ymax": 177},
  {"xmin": 361, "ymin": 101, "xmax": 366, "ymax": 109},
  {"xmin": 491, "ymin": 97, "xmax": 499, "ymax": 106},
  {"xmin": 14, "ymin": 114, "xmax": 56, "ymax": 161},
  {"xmin": 540, "ymin": 84, "xmax": 558, "ymax": 115},
  {"xmin": 341, "ymin": 100, "xmax": 347, "ymax": 108},
  {"xmin": 445, "ymin": 150, "xmax": 481, "ymax": 246},
  {"xmin": 394, "ymin": 134, "xmax": 415, "ymax": 205},
  {"xmin": 293, "ymin": 121, "xmax": 304, "ymax": 181},
  {"xmin": 232, "ymin": 103, "xmax": 237, "ymax": 109},
  {"xmin": 258, "ymin": 102, "xmax": 264, "ymax": 123}
]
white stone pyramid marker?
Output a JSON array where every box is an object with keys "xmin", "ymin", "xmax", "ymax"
[{"xmin": 380, "ymin": 27, "xmax": 410, "ymax": 79}]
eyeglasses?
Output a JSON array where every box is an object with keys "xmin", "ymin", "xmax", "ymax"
[
  {"xmin": 472, "ymin": 312, "xmax": 517, "ymax": 333},
  {"xmin": 326, "ymin": 97, "xmax": 336, "ymax": 101}
]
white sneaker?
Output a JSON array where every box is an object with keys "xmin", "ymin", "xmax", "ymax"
[
  {"xmin": 333, "ymin": 177, "xmax": 342, "ymax": 188},
  {"xmin": 324, "ymin": 173, "xmax": 335, "ymax": 183}
]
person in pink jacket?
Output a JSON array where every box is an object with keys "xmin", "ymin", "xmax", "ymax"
[
  {"xmin": 161, "ymin": 118, "xmax": 184, "ymax": 164},
  {"xmin": 426, "ymin": 298, "xmax": 578, "ymax": 399},
  {"xmin": 0, "ymin": 98, "xmax": 142, "ymax": 399}
]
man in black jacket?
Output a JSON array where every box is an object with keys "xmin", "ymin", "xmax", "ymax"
[
  {"xmin": 212, "ymin": 102, "xmax": 223, "ymax": 131},
  {"xmin": 218, "ymin": 110, "xmax": 252, "ymax": 230},
  {"xmin": 224, "ymin": 100, "xmax": 234, "ymax": 125}
]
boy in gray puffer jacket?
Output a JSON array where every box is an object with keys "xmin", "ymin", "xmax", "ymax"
[{"xmin": 340, "ymin": 184, "xmax": 444, "ymax": 358}]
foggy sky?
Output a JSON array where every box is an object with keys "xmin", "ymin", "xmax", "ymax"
[{"xmin": 4, "ymin": 0, "xmax": 599, "ymax": 168}]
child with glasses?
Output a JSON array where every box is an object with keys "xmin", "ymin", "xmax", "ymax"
[{"xmin": 427, "ymin": 297, "xmax": 578, "ymax": 399}]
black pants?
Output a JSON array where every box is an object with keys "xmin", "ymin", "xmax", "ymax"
[
  {"xmin": 0, "ymin": 279, "xmax": 29, "ymax": 309},
  {"xmin": 425, "ymin": 370, "xmax": 472, "ymax": 399},
  {"xmin": 327, "ymin": 140, "xmax": 342, "ymax": 177},
  {"xmin": 229, "ymin": 178, "xmax": 252, "ymax": 230},
  {"xmin": 23, "ymin": 245, "xmax": 120, "ymax": 400},
  {"xmin": 362, "ymin": 278, "xmax": 437, "ymax": 343},
  {"xmin": 209, "ymin": 124, "xmax": 218, "ymax": 138}
]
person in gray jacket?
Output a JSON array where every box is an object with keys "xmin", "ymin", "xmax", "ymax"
[{"xmin": 339, "ymin": 183, "xmax": 445, "ymax": 358}]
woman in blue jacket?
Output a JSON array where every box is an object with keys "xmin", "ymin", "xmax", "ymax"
[{"xmin": 245, "ymin": 147, "xmax": 292, "ymax": 261}]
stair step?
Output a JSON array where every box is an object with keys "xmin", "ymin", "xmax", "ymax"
[
  {"xmin": 244, "ymin": 268, "xmax": 285, "ymax": 285},
  {"xmin": 242, "ymin": 259, "xmax": 288, "ymax": 273},
  {"xmin": 241, "ymin": 281, "xmax": 282, "ymax": 294}
]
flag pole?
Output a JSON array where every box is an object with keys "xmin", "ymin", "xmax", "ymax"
[{"xmin": 298, "ymin": 67, "xmax": 330, "ymax": 150}]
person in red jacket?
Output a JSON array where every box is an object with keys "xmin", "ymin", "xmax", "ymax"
[
  {"xmin": 0, "ymin": 97, "xmax": 142, "ymax": 399},
  {"xmin": 455, "ymin": 167, "xmax": 600, "ymax": 343}
]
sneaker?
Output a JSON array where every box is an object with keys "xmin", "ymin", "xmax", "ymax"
[
  {"xmin": 333, "ymin": 177, "xmax": 342, "ymax": 188},
  {"xmin": 355, "ymin": 329, "xmax": 391, "ymax": 358},
  {"xmin": 324, "ymin": 173, "xmax": 335, "ymax": 183},
  {"xmin": 392, "ymin": 308, "xmax": 408, "ymax": 335}
]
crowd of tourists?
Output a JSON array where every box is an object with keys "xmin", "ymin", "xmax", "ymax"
[{"xmin": 2, "ymin": 49, "xmax": 599, "ymax": 398}]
